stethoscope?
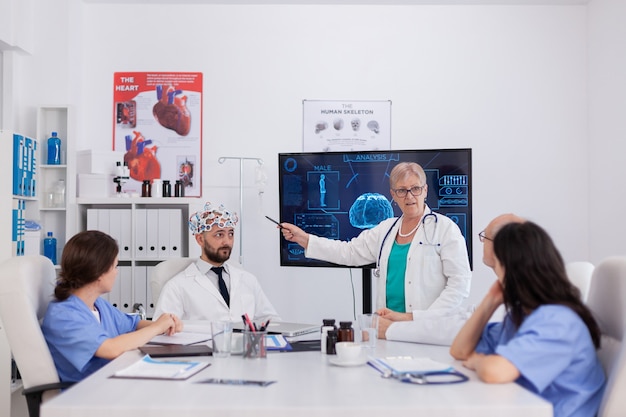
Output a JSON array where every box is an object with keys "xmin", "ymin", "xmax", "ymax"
[{"xmin": 373, "ymin": 208, "xmax": 440, "ymax": 278}]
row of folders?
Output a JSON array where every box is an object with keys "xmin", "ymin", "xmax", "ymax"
[
  {"xmin": 12, "ymin": 133, "xmax": 37, "ymax": 197},
  {"xmin": 12, "ymin": 199, "xmax": 26, "ymax": 256},
  {"xmin": 102, "ymin": 265, "xmax": 157, "ymax": 318},
  {"xmin": 86, "ymin": 208, "xmax": 184, "ymax": 260}
]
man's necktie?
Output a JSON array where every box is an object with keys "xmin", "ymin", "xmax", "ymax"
[{"xmin": 211, "ymin": 266, "xmax": 230, "ymax": 307}]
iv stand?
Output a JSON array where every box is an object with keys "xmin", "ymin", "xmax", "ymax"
[{"xmin": 218, "ymin": 156, "xmax": 264, "ymax": 266}]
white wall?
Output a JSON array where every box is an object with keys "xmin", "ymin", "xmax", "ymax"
[
  {"xmin": 13, "ymin": 1, "xmax": 593, "ymax": 324},
  {"xmin": 588, "ymin": 0, "xmax": 626, "ymax": 264}
]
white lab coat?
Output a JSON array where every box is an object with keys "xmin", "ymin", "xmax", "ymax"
[
  {"xmin": 306, "ymin": 207, "xmax": 471, "ymax": 341},
  {"xmin": 153, "ymin": 262, "xmax": 281, "ymax": 323}
]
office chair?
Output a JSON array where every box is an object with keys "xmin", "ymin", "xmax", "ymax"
[
  {"xmin": 586, "ymin": 256, "xmax": 626, "ymax": 417},
  {"xmin": 0, "ymin": 255, "xmax": 73, "ymax": 417},
  {"xmin": 150, "ymin": 257, "xmax": 196, "ymax": 305},
  {"xmin": 565, "ymin": 261, "xmax": 594, "ymax": 302}
]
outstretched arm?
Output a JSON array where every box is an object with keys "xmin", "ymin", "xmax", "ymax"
[
  {"xmin": 95, "ymin": 313, "xmax": 181, "ymax": 360},
  {"xmin": 280, "ymin": 223, "xmax": 310, "ymax": 249}
]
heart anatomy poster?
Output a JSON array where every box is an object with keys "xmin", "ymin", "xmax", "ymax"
[{"xmin": 113, "ymin": 72, "xmax": 202, "ymax": 197}]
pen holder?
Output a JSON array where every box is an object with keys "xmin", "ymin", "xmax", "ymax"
[{"xmin": 243, "ymin": 330, "xmax": 267, "ymax": 359}]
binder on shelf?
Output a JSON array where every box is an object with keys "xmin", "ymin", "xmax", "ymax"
[
  {"xmin": 86, "ymin": 209, "xmax": 99, "ymax": 230},
  {"xmin": 157, "ymin": 209, "xmax": 170, "ymax": 259},
  {"xmin": 97, "ymin": 209, "xmax": 110, "ymax": 235},
  {"xmin": 145, "ymin": 209, "xmax": 159, "ymax": 259},
  {"xmin": 146, "ymin": 265, "xmax": 156, "ymax": 318},
  {"xmin": 119, "ymin": 209, "xmax": 132, "ymax": 260},
  {"xmin": 168, "ymin": 209, "xmax": 183, "ymax": 258},
  {"xmin": 135, "ymin": 209, "xmax": 148, "ymax": 259},
  {"xmin": 134, "ymin": 266, "xmax": 148, "ymax": 317},
  {"xmin": 109, "ymin": 264, "xmax": 122, "ymax": 310},
  {"xmin": 108, "ymin": 209, "xmax": 122, "ymax": 252},
  {"xmin": 119, "ymin": 265, "xmax": 133, "ymax": 313}
]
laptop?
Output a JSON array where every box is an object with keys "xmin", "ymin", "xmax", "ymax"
[{"xmin": 234, "ymin": 321, "xmax": 319, "ymax": 337}]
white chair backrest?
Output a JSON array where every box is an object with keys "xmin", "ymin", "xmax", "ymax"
[
  {"xmin": 586, "ymin": 256, "xmax": 626, "ymax": 417},
  {"xmin": 0, "ymin": 255, "xmax": 59, "ymax": 390},
  {"xmin": 150, "ymin": 257, "xmax": 196, "ymax": 304},
  {"xmin": 565, "ymin": 261, "xmax": 594, "ymax": 302}
]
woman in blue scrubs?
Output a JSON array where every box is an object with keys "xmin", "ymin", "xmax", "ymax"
[
  {"xmin": 450, "ymin": 221, "xmax": 605, "ymax": 417},
  {"xmin": 42, "ymin": 230, "xmax": 183, "ymax": 382}
]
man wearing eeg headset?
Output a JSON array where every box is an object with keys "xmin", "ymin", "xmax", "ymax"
[
  {"xmin": 280, "ymin": 162, "xmax": 472, "ymax": 344},
  {"xmin": 153, "ymin": 202, "xmax": 281, "ymax": 323}
]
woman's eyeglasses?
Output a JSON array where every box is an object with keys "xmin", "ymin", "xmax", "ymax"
[
  {"xmin": 393, "ymin": 185, "xmax": 425, "ymax": 198},
  {"xmin": 478, "ymin": 231, "xmax": 493, "ymax": 242}
]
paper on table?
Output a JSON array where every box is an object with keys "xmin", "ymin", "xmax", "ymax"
[
  {"xmin": 112, "ymin": 355, "xmax": 210, "ymax": 380},
  {"xmin": 148, "ymin": 331, "xmax": 211, "ymax": 346},
  {"xmin": 368, "ymin": 356, "xmax": 452, "ymax": 376}
]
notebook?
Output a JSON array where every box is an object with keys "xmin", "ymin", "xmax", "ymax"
[{"xmin": 234, "ymin": 321, "xmax": 319, "ymax": 337}]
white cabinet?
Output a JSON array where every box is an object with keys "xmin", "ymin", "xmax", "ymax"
[{"xmin": 77, "ymin": 198, "xmax": 194, "ymax": 318}]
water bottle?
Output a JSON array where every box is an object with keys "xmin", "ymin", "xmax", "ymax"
[
  {"xmin": 47, "ymin": 132, "xmax": 61, "ymax": 165},
  {"xmin": 43, "ymin": 232, "xmax": 57, "ymax": 265}
]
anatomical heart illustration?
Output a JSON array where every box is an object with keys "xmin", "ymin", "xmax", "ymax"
[
  {"xmin": 113, "ymin": 72, "xmax": 202, "ymax": 196},
  {"xmin": 153, "ymin": 85, "xmax": 191, "ymax": 136},
  {"xmin": 124, "ymin": 131, "xmax": 162, "ymax": 181}
]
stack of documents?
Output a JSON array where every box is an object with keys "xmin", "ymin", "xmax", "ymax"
[{"xmin": 113, "ymin": 355, "xmax": 210, "ymax": 380}]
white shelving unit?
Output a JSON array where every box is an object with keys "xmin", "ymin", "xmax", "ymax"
[
  {"xmin": 0, "ymin": 107, "xmax": 73, "ymax": 417},
  {"xmin": 76, "ymin": 197, "xmax": 195, "ymax": 318},
  {"xmin": 36, "ymin": 106, "xmax": 74, "ymax": 265},
  {"xmin": 2, "ymin": 128, "xmax": 40, "ymax": 417}
]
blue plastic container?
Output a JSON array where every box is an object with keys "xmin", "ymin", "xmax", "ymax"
[
  {"xmin": 47, "ymin": 132, "xmax": 61, "ymax": 165},
  {"xmin": 43, "ymin": 231, "xmax": 57, "ymax": 265}
]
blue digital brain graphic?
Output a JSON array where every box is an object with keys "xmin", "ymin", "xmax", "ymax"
[{"xmin": 349, "ymin": 193, "xmax": 393, "ymax": 229}]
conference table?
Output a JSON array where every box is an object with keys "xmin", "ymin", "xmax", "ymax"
[{"xmin": 41, "ymin": 338, "xmax": 552, "ymax": 417}]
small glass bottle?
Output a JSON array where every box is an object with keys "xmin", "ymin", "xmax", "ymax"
[
  {"xmin": 326, "ymin": 329, "xmax": 338, "ymax": 355},
  {"xmin": 320, "ymin": 319, "xmax": 337, "ymax": 354},
  {"xmin": 337, "ymin": 321, "xmax": 354, "ymax": 343},
  {"xmin": 162, "ymin": 180, "xmax": 171, "ymax": 197},
  {"xmin": 52, "ymin": 179, "xmax": 66, "ymax": 208},
  {"xmin": 174, "ymin": 180, "xmax": 184, "ymax": 197},
  {"xmin": 151, "ymin": 179, "xmax": 162, "ymax": 198},
  {"xmin": 141, "ymin": 180, "xmax": 151, "ymax": 197}
]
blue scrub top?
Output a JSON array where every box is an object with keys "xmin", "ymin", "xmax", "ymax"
[
  {"xmin": 476, "ymin": 304, "xmax": 605, "ymax": 417},
  {"xmin": 42, "ymin": 295, "xmax": 140, "ymax": 382}
]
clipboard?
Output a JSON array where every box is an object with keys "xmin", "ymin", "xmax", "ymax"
[{"xmin": 139, "ymin": 344, "xmax": 212, "ymax": 357}]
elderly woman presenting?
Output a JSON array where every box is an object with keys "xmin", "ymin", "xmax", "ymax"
[{"xmin": 280, "ymin": 162, "xmax": 471, "ymax": 344}]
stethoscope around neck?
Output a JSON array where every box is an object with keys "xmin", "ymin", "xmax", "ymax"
[{"xmin": 373, "ymin": 209, "xmax": 439, "ymax": 278}]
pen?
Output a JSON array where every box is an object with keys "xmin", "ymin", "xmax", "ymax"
[
  {"xmin": 243, "ymin": 313, "xmax": 256, "ymax": 333},
  {"xmin": 265, "ymin": 215, "xmax": 284, "ymax": 229},
  {"xmin": 260, "ymin": 319, "xmax": 270, "ymax": 331}
]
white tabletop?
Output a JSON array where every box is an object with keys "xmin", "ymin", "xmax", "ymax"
[{"xmin": 41, "ymin": 340, "xmax": 552, "ymax": 417}]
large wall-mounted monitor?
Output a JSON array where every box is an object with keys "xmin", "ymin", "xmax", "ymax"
[{"xmin": 278, "ymin": 149, "xmax": 472, "ymax": 268}]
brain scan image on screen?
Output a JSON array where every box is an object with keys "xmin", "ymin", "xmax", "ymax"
[
  {"xmin": 279, "ymin": 149, "xmax": 472, "ymax": 268},
  {"xmin": 349, "ymin": 193, "xmax": 393, "ymax": 229}
]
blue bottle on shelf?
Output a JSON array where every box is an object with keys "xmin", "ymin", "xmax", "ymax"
[
  {"xmin": 47, "ymin": 131, "xmax": 61, "ymax": 165},
  {"xmin": 43, "ymin": 232, "xmax": 57, "ymax": 265}
]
